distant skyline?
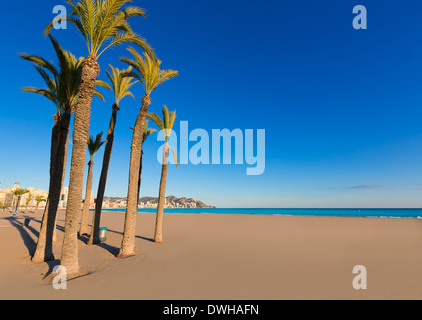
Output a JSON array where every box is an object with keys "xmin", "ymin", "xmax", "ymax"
[{"xmin": 1, "ymin": 0, "xmax": 422, "ymax": 208}]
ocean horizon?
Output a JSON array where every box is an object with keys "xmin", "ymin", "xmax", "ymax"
[{"xmin": 101, "ymin": 208, "xmax": 422, "ymax": 219}]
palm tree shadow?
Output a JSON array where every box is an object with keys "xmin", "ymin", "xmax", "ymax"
[
  {"xmin": 6, "ymin": 217, "xmax": 39, "ymax": 255},
  {"xmin": 78, "ymin": 234, "xmax": 90, "ymax": 244},
  {"xmin": 98, "ymin": 243, "xmax": 120, "ymax": 256},
  {"xmin": 43, "ymin": 259, "xmax": 62, "ymax": 279},
  {"xmin": 82, "ymin": 228, "xmax": 154, "ymax": 256},
  {"xmin": 31, "ymin": 218, "xmax": 66, "ymax": 237},
  {"xmin": 75, "ymin": 227, "xmax": 120, "ymax": 256},
  {"xmin": 107, "ymin": 227, "xmax": 155, "ymax": 243},
  {"xmin": 136, "ymin": 236, "xmax": 155, "ymax": 243}
]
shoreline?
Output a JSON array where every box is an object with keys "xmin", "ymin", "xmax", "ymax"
[{"xmin": 99, "ymin": 208, "xmax": 422, "ymax": 220}]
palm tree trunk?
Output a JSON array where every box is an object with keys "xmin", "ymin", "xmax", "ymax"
[
  {"xmin": 32, "ymin": 110, "xmax": 71, "ymax": 262},
  {"xmin": 53, "ymin": 134, "xmax": 69, "ymax": 242},
  {"xmin": 35, "ymin": 114, "xmax": 61, "ymax": 252},
  {"xmin": 79, "ymin": 161, "xmax": 94, "ymax": 236},
  {"xmin": 118, "ymin": 94, "xmax": 151, "ymax": 258},
  {"xmin": 15, "ymin": 196, "xmax": 21, "ymax": 213},
  {"xmin": 38, "ymin": 114, "xmax": 61, "ymax": 228},
  {"xmin": 136, "ymin": 150, "xmax": 144, "ymax": 204},
  {"xmin": 154, "ymin": 145, "xmax": 169, "ymax": 243},
  {"xmin": 61, "ymin": 56, "xmax": 99, "ymax": 274},
  {"xmin": 89, "ymin": 104, "xmax": 119, "ymax": 245}
]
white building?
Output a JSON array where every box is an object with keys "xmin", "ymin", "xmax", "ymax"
[
  {"xmin": 0, "ymin": 184, "xmax": 48, "ymax": 209},
  {"xmin": 59, "ymin": 186, "xmax": 69, "ymax": 208}
]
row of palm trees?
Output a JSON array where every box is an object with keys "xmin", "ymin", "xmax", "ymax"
[
  {"xmin": 20, "ymin": 0, "xmax": 179, "ymax": 274},
  {"xmin": 7, "ymin": 189, "xmax": 47, "ymax": 214}
]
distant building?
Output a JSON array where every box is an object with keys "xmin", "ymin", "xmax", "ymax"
[
  {"xmin": 102, "ymin": 200, "xmax": 111, "ymax": 209},
  {"xmin": 81, "ymin": 191, "xmax": 95, "ymax": 209},
  {"xmin": 0, "ymin": 190, "xmax": 13, "ymax": 207},
  {"xmin": 0, "ymin": 185, "xmax": 48, "ymax": 209},
  {"xmin": 59, "ymin": 187, "xmax": 69, "ymax": 209}
]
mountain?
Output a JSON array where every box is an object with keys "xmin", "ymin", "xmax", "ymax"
[{"xmin": 103, "ymin": 195, "xmax": 216, "ymax": 209}]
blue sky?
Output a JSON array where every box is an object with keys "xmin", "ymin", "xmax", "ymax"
[{"xmin": 1, "ymin": 0, "xmax": 422, "ymax": 208}]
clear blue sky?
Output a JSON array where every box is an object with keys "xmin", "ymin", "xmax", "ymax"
[{"xmin": 1, "ymin": 0, "xmax": 422, "ymax": 208}]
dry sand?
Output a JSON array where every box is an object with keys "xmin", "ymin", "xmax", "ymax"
[{"xmin": 1, "ymin": 209, "xmax": 422, "ymax": 300}]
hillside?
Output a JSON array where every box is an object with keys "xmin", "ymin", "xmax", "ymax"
[{"xmin": 104, "ymin": 196, "xmax": 216, "ymax": 209}]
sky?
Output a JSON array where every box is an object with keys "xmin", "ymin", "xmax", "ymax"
[{"xmin": 1, "ymin": 0, "xmax": 422, "ymax": 208}]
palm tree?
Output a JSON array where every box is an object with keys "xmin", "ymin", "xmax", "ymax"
[
  {"xmin": 44, "ymin": 0, "xmax": 154, "ymax": 275},
  {"xmin": 136, "ymin": 121, "xmax": 157, "ymax": 203},
  {"xmin": 118, "ymin": 49, "xmax": 178, "ymax": 257},
  {"xmin": 11, "ymin": 185, "xmax": 19, "ymax": 210},
  {"xmin": 35, "ymin": 195, "xmax": 47, "ymax": 211},
  {"xmin": 80, "ymin": 133, "xmax": 105, "ymax": 236},
  {"xmin": 147, "ymin": 106, "xmax": 178, "ymax": 243},
  {"xmin": 12, "ymin": 189, "xmax": 29, "ymax": 214},
  {"xmin": 126, "ymin": 121, "xmax": 156, "ymax": 207},
  {"xmin": 21, "ymin": 36, "xmax": 108, "ymax": 263},
  {"xmin": 25, "ymin": 193, "xmax": 33, "ymax": 213},
  {"xmin": 89, "ymin": 65, "xmax": 137, "ymax": 245},
  {"xmin": 20, "ymin": 36, "xmax": 66, "ymax": 222}
]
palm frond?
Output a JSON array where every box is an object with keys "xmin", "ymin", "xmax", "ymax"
[
  {"xmin": 45, "ymin": 0, "xmax": 153, "ymax": 60},
  {"xmin": 21, "ymin": 34, "xmax": 108, "ymax": 112},
  {"xmin": 106, "ymin": 64, "xmax": 137, "ymax": 104},
  {"xmin": 18, "ymin": 53, "xmax": 57, "ymax": 77},
  {"xmin": 120, "ymin": 48, "xmax": 178, "ymax": 94},
  {"xmin": 146, "ymin": 112, "xmax": 164, "ymax": 131},
  {"xmin": 170, "ymin": 146, "xmax": 179, "ymax": 167},
  {"xmin": 20, "ymin": 35, "xmax": 86, "ymax": 113},
  {"xmin": 12, "ymin": 188, "xmax": 29, "ymax": 196},
  {"xmin": 147, "ymin": 105, "xmax": 177, "ymax": 143},
  {"xmin": 22, "ymin": 87, "xmax": 60, "ymax": 110},
  {"xmin": 87, "ymin": 131, "xmax": 105, "ymax": 159},
  {"xmin": 143, "ymin": 120, "xmax": 157, "ymax": 143},
  {"xmin": 35, "ymin": 195, "xmax": 46, "ymax": 203}
]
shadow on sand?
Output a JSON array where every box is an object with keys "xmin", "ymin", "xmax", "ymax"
[
  {"xmin": 5, "ymin": 217, "xmax": 39, "ymax": 255},
  {"xmin": 107, "ymin": 227, "xmax": 155, "ymax": 243},
  {"xmin": 4, "ymin": 214, "xmax": 155, "ymax": 260},
  {"xmin": 78, "ymin": 226, "xmax": 155, "ymax": 256}
]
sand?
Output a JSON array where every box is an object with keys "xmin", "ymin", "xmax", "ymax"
[{"xmin": 1, "ymin": 209, "xmax": 422, "ymax": 300}]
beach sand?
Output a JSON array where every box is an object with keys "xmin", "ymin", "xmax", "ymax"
[{"xmin": 1, "ymin": 209, "xmax": 422, "ymax": 300}]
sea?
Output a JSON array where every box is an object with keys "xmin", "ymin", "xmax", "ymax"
[{"xmin": 102, "ymin": 208, "xmax": 422, "ymax": 219}]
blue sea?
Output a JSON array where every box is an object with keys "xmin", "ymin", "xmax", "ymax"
[{"xmin": 102, "ymin": 208, "xmax": 422, "ymax": 219}]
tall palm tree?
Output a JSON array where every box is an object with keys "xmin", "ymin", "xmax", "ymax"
[
  {"xmin": 20, "ymin": 36, "xmax": 65, "ymax": 223},
  {"xmin": 147, "ymin": 106, "xmax": 178, "ymax": 243},
  {"xmin": 12, "ymin": 189, "xmax": 29, "ymax": 214},
  {"xmin": 25, "ymin": 193, "xmax": 33, "ymax": 213},
  {"xmin": 35, "ymin": 195, "xmax": 47, "ymax": 211},
  {"xmin": 44, "ymin": 0, "xmax": 154, "ymax": 275},
  {"xmin": 136, "ymin": 121, "xmax": 157, "ymax": 203},
  {"xmin": 88, "ymin": 65, "xmax": 137, "ymax": 245},
  {"xmin": 118, "ymin": 49, "xmax": 178, "ymax": 257},
  {"xmin": 80, "ymin": 133, "xmax": 105, "ymax": 236},
  {"xmin": 21, "ymin": 36, "xmax": 108, "ymax": 263}
]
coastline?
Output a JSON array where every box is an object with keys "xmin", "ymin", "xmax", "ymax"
[
  {"xmin": 100, "ymin": 208, "xmax": 422, "ymax": 219},
  {"xmin": 1, "ymin": 209, "xmax": 422, "ymax": 299}
]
